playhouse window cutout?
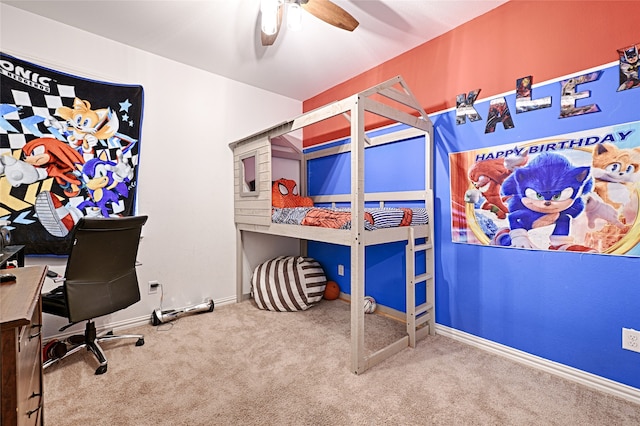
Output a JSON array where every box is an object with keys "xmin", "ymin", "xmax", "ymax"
[{"xmin": 241, "ymin": 153, "xmax": 258, "ymax": 196}]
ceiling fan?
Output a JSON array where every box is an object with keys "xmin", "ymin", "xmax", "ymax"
[{"xmin": 261, "ymin": 0, "xmax": 359, "ymax": 46}]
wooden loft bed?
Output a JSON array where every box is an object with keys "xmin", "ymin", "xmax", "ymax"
[{"xmin": 229, "ymin": 76, "xmax": 435, "ymax": 374}]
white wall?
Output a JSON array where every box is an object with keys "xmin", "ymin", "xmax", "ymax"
[{"xmin": 0, "ymin": 4, "xmax": 302, "ymax": 338}]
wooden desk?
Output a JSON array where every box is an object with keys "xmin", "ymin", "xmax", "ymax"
[{"xmin": 1, "ymin": 265, "xmax": 47, "ymax": 426}]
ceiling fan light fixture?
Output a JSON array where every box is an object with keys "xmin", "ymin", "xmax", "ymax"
[
  {"xmin": 260, "ymin": 0, "xmax": 359, "ymax": 46},
  {"xmin": 287, "ymin": 3, "xmax": 303, "ymax": 32},
  {"xmin": 261, "ymin": 0, "xmax": 280, "ymax": 36}
]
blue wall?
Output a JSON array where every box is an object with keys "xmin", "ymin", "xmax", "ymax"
[
  {"xmin": 306, "ymin": 128, "xmax": 427, "ymax": 313},
  {"xmin": 434, "ymin": 63, "xmax": 640, "ymax": 389},
  {"xmin": 308, "ymin": 62, "xmax": 640, "ymax": 390}
]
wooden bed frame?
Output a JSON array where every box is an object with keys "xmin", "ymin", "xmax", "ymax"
[{"xmin": 229, "ymin": 76, "xmax": 435, "ymax": 374}]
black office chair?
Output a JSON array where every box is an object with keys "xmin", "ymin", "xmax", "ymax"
[{"xmin": 42, "ymin": 215, "xmax": 148, "ymax": 375}]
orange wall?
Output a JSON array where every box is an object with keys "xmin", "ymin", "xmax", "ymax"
[{"xmin": 303, "ymin": 0, "xmax": 640, "ymax": 146}]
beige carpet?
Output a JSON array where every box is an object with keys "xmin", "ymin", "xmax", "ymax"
[{"xmin": 43, "ymin": 299, "xmax": 640, "ymax": 425}]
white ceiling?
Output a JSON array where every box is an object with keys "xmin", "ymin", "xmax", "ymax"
[{"xmin": 3, "ymin": 0, "xmax": 508, "ymax": 101}]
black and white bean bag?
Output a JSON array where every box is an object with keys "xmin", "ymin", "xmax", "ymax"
[{"xmin": 251, "ymin": 256, "xmax": 326, "ymax": 311}]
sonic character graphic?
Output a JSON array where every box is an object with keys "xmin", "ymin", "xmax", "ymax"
[
  {"xmin": 76, "ymin": 149, "xmax": 133, "ymax": 217},
  {"xmin": 32, "ymin": 148, "xmax": 134, "ymax": 238},
  {"xmin": 498, "ymin": 152, "xmax": 596, "ymax": 252}
]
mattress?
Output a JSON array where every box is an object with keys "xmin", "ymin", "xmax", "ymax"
[{"xmin": 271, "ymin": 207, "xmax": 429, "ymax": 230}]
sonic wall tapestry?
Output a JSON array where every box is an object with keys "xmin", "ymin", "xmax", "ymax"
[
  {"xmin": 0, "ymin": 53, "xmax": 143, "ymax": 255},
  {"xmin": 447, "ymin": 43, "xmax": 640, "ymax": 257}
]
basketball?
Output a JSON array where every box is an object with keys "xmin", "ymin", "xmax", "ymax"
[
  {"xmin": 363, "ymin": 296, "xmax": 377, "ymax": 314},
  {"xmin": 323, "ymin": 281, "xmax": 340, "ymax": 300}
]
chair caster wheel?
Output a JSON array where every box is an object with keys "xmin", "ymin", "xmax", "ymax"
[
  {"xmin": 136, "ymin": 338, "xmax": 144, "ymax": 346},
  {"xmin": 95, "ymin": 365, "xmax": 108, "ymax": 375}
]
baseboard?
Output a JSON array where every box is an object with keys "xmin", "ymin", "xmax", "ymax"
[
  {"xmin": 435, "ymin": 324, "xmax": 640, "ymax": 405},
  {"xmin": 213, "ymin": 295, "xmax": 238, "ymax": 306}
]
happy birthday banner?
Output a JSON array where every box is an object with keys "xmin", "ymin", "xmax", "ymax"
[
  {"xmin": 450, "ymin": 122, "xmax": 640, "ymax": 255},
  {"xmin": 447, "ymin": 42, "xmax": 640, "ymax": 256}
]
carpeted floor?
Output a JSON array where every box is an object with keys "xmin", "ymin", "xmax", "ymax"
[{"xmin": 43, "ymin": 299, "xmax": 640, "ymax": 425}]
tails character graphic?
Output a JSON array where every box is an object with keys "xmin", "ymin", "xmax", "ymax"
[
  {"xmin": 590, "ymin": 142, "xmax": 640, "ymax": 224},
  {"xmin": 51, "ymin": 97, "xmax": 119, "ymax": 160}
]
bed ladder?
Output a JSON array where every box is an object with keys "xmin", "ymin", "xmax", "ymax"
[{"xmin": 406, "ymin": 227, "xmax": 435, "ymax": 347}]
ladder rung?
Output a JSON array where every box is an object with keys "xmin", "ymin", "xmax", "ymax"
[
  {"xmin": 415, "ymin": 314, "xmax": 431, "ymax": 327},
  {"xmin": 414, "ymin": 243, "xmax": 432, "ymax": 252},
  {"xmin": 415, "ymin": 303, "xmax": 433, "ymax": 317},
  {"xmin": 413, "ymin": 273, "xmax": 433, "ymax": 284}
]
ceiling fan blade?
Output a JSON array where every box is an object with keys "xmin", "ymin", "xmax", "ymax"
[
  {"xmin": 301, "ymin": 0, "xmax": 359, "ymax": 32},
  {"xmin": 261, "ymin": 2, "xmax": 284, "ymax": 46}
]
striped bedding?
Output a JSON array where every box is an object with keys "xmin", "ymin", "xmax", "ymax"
[
  {"xmin": 251, "ymin": 256, "xmax": 327, "ymax": 312},
  {"xmin": 271, "ymin": 207, "xmax": 429, "ymax": 230}
]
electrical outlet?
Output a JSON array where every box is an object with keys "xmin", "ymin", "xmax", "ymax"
[
  {"xmin": 622, "ymin": 328, "xmax": 640, "ymax": 353},
  {"xmin": 148, "ymin": 280, "xmax": 159, "ymax": 294},
  {"xmin": 338, "ymin": 264, "xmax": 344, "ymax": 276}
]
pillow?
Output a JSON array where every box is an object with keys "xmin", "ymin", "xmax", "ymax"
[{"xmin": 272, "ymin": 178, "xmax": 313, "ymax": 208}]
